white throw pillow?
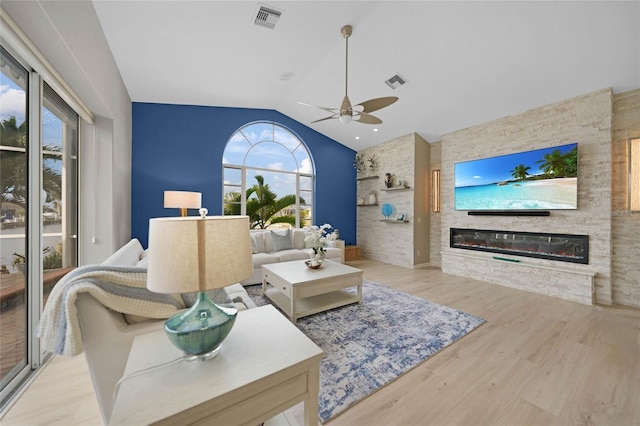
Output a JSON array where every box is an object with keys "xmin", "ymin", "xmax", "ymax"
[
  {"xmin": 250, "ymin": 231, "xmax": 265, "ymax": 253},
  {"xmin": 271, "ymin": 229, "xmax": 293, "ymax": 252},
  {"xmin": 292, "ymin": 229, "xmax": 306, "ymax": 250},
  {"xmin": 250, "ymin": 233, "xmax": 259, "ymax": 254},
  {"xmin": 102, "ymin": 239, "xmax": 144, "ymax": 266}
]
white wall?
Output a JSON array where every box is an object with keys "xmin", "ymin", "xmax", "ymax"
[{"xmin": 3, "ymin": 0, "xmax": 132, "ymax": 263}]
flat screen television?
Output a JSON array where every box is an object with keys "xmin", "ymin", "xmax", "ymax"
[{"xmin": 454, "ymin": 143, "xmax": 578, "ymax": 211}]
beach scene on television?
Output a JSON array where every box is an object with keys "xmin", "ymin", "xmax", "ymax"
[{"xmin": 454, "ymin": 143, "xmax": 578, "ymax": 210}]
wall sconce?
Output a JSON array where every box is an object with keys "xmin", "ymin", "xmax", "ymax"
[
  {"xmin": 630, "ymin": 138, "xmax": 640, "ymax": 211},
  {"xmin": 432, "ymin": 169, "xmax": 441, "ymax": 213}
]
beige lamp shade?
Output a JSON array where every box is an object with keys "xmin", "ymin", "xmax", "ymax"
[
  {"xmin": 164, "ymin": 190, "xmax": 202, "ymax": 209},
  {"xmin": 147, "ymin": 215, "xmax": 252, "ymax": 294}
]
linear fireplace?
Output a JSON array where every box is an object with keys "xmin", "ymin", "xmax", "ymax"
[{"xmin": 450, "ymin": 228, "xmax": 589, "ymax": 264}]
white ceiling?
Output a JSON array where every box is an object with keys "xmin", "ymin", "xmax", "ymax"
[{"xmin": 91, "ymin": 1, "xmax": 640, "ymax": 151}]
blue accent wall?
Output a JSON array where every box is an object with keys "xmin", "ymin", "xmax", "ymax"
[{"xmin": 132, "ymin": 103, "xmax": 357, "ymax": 247}]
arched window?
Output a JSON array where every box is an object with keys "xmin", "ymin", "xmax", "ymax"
[{"xmin": 222, "ymin": 121, "xmax": 314, "ymax": 229}]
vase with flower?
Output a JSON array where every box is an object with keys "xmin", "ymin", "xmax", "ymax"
[{"xmin": 304, "ymin": 223, "xmax": 338, "ymax": 268}]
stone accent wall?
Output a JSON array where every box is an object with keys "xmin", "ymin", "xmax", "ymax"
[
  {"xmin": 356, "ymin": 133, "xmax": 429, "ymax": 268},
  {"xmin": 441, "ymin": 89, "xmax": 613, "ymax": 305},
  {"xmin": 611, "ymin": 89, "xmax": 640, "ymax": 308},
  {"xmin": 443, "ymin": 251, "xmax": 595, "ymax": 305}
]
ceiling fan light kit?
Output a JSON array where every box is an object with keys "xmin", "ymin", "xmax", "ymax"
[{"xmin": 299, "ymin": 25, "xmax": 398, "ymax": 125}]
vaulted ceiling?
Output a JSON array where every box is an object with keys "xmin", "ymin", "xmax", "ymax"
[{"xmin": 92, "ymin": 1, "xmax": 640, "ymax": 151}]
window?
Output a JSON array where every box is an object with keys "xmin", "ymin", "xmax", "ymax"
[{"xmin": 222, "ymin": 122, "xmax": 314, "ymax": 228}]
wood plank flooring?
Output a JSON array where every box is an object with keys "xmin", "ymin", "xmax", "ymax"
[{"xmin": 2, "ymin": 259, "xmax": 638, "ymax": 425}]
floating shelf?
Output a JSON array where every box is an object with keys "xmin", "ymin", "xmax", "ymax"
[
  {"xmin": 357, "ymin": 203, "xmax": 379, "ymax": 207},
  {"xmin": 380, "ymin": 186, "xmax": 411, "ymax": 191},
  {"xmin": 356, "ymin": 175, "xmax": 379, "ymax": 181},
  {"xmin": 379, "ymin": 219, "xmax": 410, "ymax": 223}
]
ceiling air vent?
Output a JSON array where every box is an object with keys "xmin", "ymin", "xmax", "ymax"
[
  {"xmin": 254, "ymin": 5, "xmax": 282, "ymax": 29},
  {"xmin": 385, "ymin": 74, "xmax": 406, "ymax": 90}
]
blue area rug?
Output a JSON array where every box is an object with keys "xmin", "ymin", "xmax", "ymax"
[{"xmin": 245, "ymin": 280, "xmax": 485, "ymax": 423}]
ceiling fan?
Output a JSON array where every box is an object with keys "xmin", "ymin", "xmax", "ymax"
[{"xmin": 298, "ymin": 25, "xmax": 398, "ymax": 125}]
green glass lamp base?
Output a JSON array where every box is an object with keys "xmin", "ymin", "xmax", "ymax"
[{"xmin": 164, "ymin": 291, "xmax": 238, "ymax": 360}]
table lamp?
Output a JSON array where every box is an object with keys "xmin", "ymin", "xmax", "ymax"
[
  {"xmin": 147, "ymin": 210, "xmax": 252, "ymax": 360},
  {"xmin": 163, "ymin": 190, "xmax": 202, "ymax": 217}
]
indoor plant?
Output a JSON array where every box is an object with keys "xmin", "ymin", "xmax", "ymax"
[{"xmin": 304, "ymin": 224, "xmax": 338, "ymax": 262}]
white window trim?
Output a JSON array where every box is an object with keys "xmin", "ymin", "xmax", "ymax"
[
  {"xmin": 0, "ymin": 7, "xmax": 93, "ymax": 123},
  {"xmin": 222, "ymin": 122, "xmax": 315, "ymax": 228}
]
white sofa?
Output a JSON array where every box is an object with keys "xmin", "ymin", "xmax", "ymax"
[
  {"xmin": 240, "ymin": 228, "xmax": 344, "ymax": 285},
  {"xmin": 76, "ymin": 238, "xmax": 256, "ymax": 424},
  {"xmin": 102, "ymin": 237, "xmax": 256, "ymax": 308}
]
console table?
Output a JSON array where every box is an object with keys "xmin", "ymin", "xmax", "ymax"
[{"xmin": 109, "ymin": 305, "xmax": 323, "ymax": 425}]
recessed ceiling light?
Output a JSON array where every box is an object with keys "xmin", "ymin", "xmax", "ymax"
[
  {"xmin": 279, "ymin": 72, "xmax": 294, "ymax": 81},
  {"xmin": 373, "ymin": 128, "xmax": 379, "ymax": 132},
  {"xmin": 355, "ymin": 136, "xmax": 360, "ymax": 140}
]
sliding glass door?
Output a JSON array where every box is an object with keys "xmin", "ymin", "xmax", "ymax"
[
  {"xmin": 41, "ymin": 83, "xmax": 78, "ymax": 309},
  {"xmin": 0, "ymin": 45, "xmax": 78, "ymax": 407},
  {"xmin": 0, "ymin": 46, "xmax": 29, "ymax": 395}
]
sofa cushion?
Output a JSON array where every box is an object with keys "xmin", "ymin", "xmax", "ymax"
[
  {"xmin": 225, "ymin": 283, "xmax": 258, "ymax": 310},
  {"xmin": 300, "ymin": 247, "xmax": 342, "ymax": 260},
  {"xmin": 252, "ymin": 252, "xmax": 281, "ymax": 267},
  {"xmin": 263, "ymin": 231, "xmax": 274, "ymax": 253},
  {"xmin": 250, "ymin": 235, "xmax": 257, "ymax": 254},
  {"xmin": 102, "ymin": 239, "xmax": 144, "ymax": 266},
  {"xmin": 323, "ymin": 247, "xmax": 343, "ymax": 259},
  {"xmin": 250, "ymin": 232, "xmax": 264, "ymax": 254},
  {"xmin": 276, "ymin": 249, "xmax": 311, "ymax": 262},
  {"xmin": 292, "ymin": 229, "xmax": 306, "ymax": 250},
  {"xmin": 303, "ymin": 229, "xmax": 316, "ymax": 249},
  {"xmin": 135, "ymin": 249, "xmax": 150, "ymax": 268},
  {"xmin": 271, "ymin": 229, "xmax": 293, "ymax": 252}
]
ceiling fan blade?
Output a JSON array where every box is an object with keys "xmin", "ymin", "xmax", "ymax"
[
  {"xmin": 356, "ymin": 112, "xmax": 383, "ymax": 125},
  {"xmin": 356, "ymin": 96, "xmax": 399, "ymax": 113},
  {"xmin": 340, "ymin": 95, "xmax": 352, "ymax": 113},
  {"xmin": 300, "ymin": 25, "xmax": 399, "ymax": 126},
  {"xmin": 296, "ymin": 101, "xmax": 337, "ymax": 113},
  {"xmin": 311, "ymin": 115, "xmax": 337, "ymax": 123},
  {"xmin": 339, "ymin": 95, "xmax": 354, "ymax": 123}
]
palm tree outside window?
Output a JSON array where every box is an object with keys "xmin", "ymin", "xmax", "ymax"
[{"xmin": 222, "ymin": 122, "xmax": 314, "ymax": 229}]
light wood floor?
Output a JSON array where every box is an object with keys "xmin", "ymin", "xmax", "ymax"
[{"xmin": 2, "ymin": 259, "xmax": 639, "ymax": 425}]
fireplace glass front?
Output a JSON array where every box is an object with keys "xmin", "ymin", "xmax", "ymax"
[{"xmin": 450, "ymin": 228, "xmax": 589, "ymax": 264}]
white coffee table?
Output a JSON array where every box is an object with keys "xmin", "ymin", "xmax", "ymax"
[{"xmin": 262, "ymin": 259, "xmax": 363, "ymax": 322}]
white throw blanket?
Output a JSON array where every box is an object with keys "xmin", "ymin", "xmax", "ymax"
[{"xmin": 37, "ymin": 265, "xmax": 184, "ymax": 356}]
